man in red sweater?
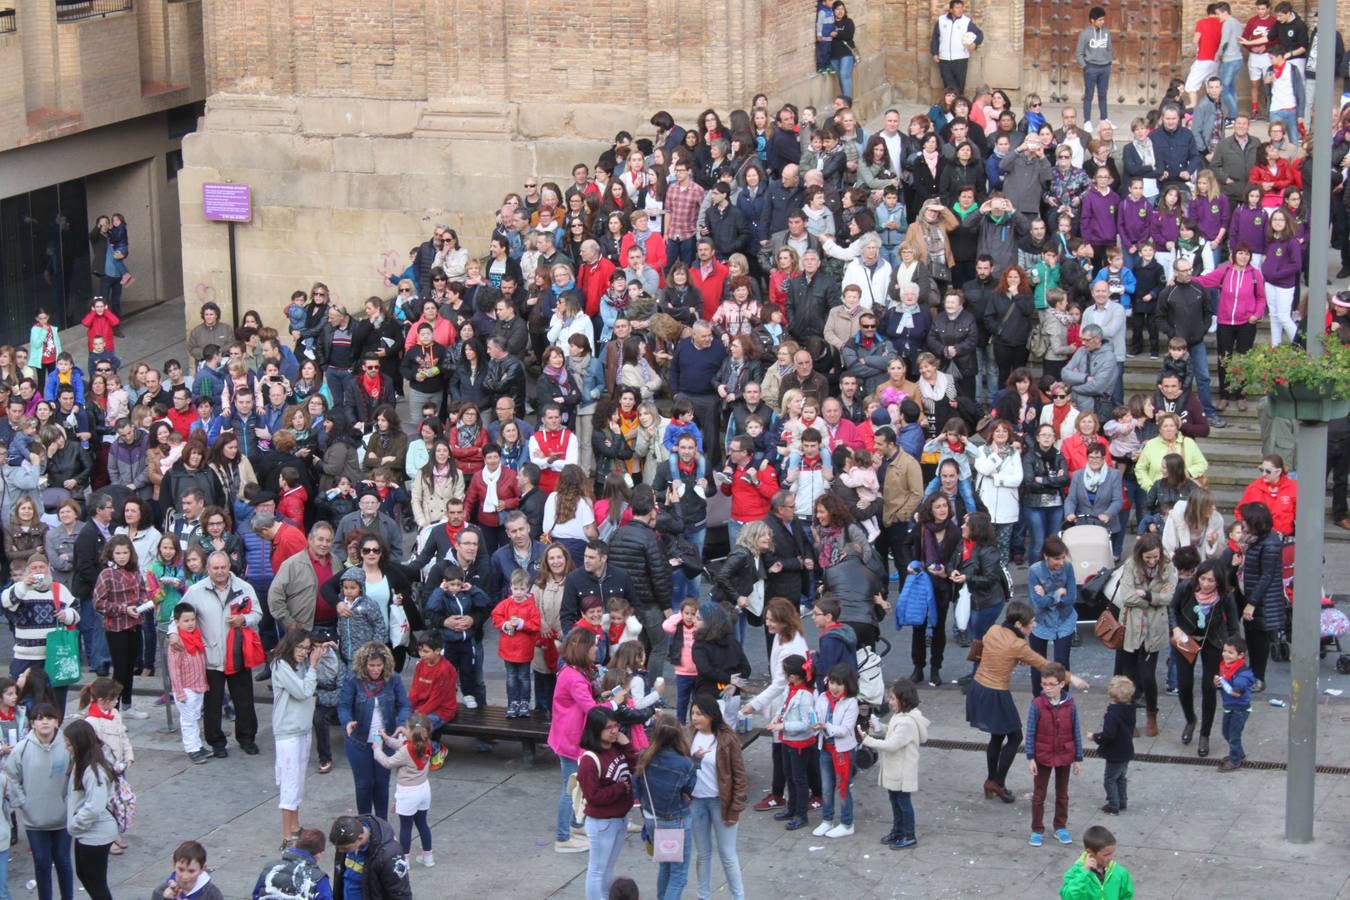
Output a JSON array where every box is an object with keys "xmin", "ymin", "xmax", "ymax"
[
  {"xmin": 719, "ymin": 434, "xmax": 779, "ymax": 546},
  {"xmin": 690, "ymin": 239, "xmax": 730, "ymax": 319},
  {"xmin": 409, "ymin": 631, "xmax": 459, "ymax": 767},
  {"xmin": 255, "ymin": 511, "xmax": 308, "ymax": 575},
  {"xmin": 577, "ymin": 240, "xmax": 616, "ymax": 318}
]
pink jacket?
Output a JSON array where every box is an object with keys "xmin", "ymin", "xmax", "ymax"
[
  {"xmin": 546, "ymin": 664, "xmax": 599, "ymax": 761},
  {"xmin": 1193, "ymin": 263, "xmax": 1265, "ymax": 326}
]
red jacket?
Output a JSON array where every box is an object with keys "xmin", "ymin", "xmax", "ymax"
[
  {"xmin": 447, "ymin": 425, "xmax": 488, "ymax": 476},
  {"xmin": 691, "ymin": 260, "xmax": 730, "ymax": 320},
  {"xmin": 464, "ymin": 466, "xmax": 521, "ymax": 528},
  {"xmin": 721, "ymin": 462, "xmax": 778, "ymax": 522},
  {"xmin": 619, "ymin": 232, "xmax": 668, "ymax": 282},
  {"xmin": 1029, "ymin": 693, "xmax": 1081, "ymax": 768},
  {"xmin": 1061, "ymin": 432, "xmax": 1110, "ymax": 476},
  {"xmin": 408, "ymin": 656, "xmax": 458, "ymax": 723},
  {"xmin": 277, "ymin": 486, "xmax": 308, "ymax": 528},
  {"xmin": 166, "ymin": 406, "xmax": 197, "ymax": 441},
  {"xmin": 821, "ymin": 417, "xmax": 864, "ymax": 452},
  {"xmin": 579, "ymin": 258, "xmax": 618, "ymax": 317},
  {"xmin": 1248, "ymin": 159, "xmax": 1294, "ymax": 206},
  {"xmin": 81, "ymin": 310, "xmax": 119, "ymax": 350},
  {"xmin": 491, "ymin": 595, "xmax": 542, "ymax": 663},
  {"xmin": 268, "ymin": 521, "xmax": 308, "ymax": 573},
  {"xmin": 1236, "ymin": 475, "xmax": 1297, "ymax": 537}
]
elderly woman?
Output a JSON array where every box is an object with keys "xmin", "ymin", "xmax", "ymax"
[
  {"xmin": 1134, "ymin": 412, "xmax": 1208, "ymax": 493},
  {"xmin": 879, "ymin": 281, "xmax": 931, "ymax": 373},
  {"xmin": 925, "ymin": 289, "xmax": 979, "ymax": 398}
]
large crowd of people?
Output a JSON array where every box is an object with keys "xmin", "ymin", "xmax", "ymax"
[{"xmin": 0, "ymin": 3, "xmax": 1348, "ymax": 895}]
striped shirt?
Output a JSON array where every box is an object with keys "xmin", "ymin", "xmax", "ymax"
[{"xmin": 665, "ymin": 180, "xmax": 705, "ymax": 241}]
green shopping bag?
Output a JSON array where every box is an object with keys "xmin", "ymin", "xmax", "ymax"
[{"xmin": 45, "ymin": 628, "xmax": 82, "ymax": 688}]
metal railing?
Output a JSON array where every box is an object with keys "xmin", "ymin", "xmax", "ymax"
[
  {"xmin": 55, "ymin": 0, "xmax": 132, "ymax": 22},
  {"xmin": 0, "ymin": 8, "xmax": 16, "ymax": 33}
]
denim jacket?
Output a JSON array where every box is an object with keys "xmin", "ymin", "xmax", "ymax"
[
  {"xmin": 635, "ymin": 748, "xmax": 697, "ymax": 821},
  {"xmin": 1028, "ymin": 560, "xmax": 1079, "ymax": 640},
  {"xmin": 337, "ymin": 673, "xmax": 410, "ymax": 742}
]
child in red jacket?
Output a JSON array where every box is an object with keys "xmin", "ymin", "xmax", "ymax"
[
  {"xmin": 408, "ymin": 630, "xmax": 459, "ymax": 769},
  {"xmin": 277, "ymin": 468, "xmax": 309, "ymax": 527},
  {"xmin": 491, "ymin": 570, "xmax": 541, "ymax": 719},
  {"xmin": 81, "ymin": 297, "xmax": 120, "ymax": 352}
]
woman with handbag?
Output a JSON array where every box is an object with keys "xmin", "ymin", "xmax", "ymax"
[
  {"xmin": 635, "ymin": 717, "xmax": 698, "ymax": 900},
  {"xmin": 957, "ymin": 512, "xmax": 1009, "ymax": 686},
  {"xmin": 576, "ymin": 705, "xmax": 638, "ymax": 900},
  {"xmin": 1114, "ymin": 533, "xmax": 1176, "ymax": 738},
  {"xmin": 1169, "ymin": 559, "xmax": 1239, "ymax": 758}
]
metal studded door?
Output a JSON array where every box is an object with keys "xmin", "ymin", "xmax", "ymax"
[{"xmin": 1023, "ymin": 0, "xmax": 1182, "ymax": 108}]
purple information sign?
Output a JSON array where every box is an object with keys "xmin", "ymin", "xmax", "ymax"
[{"xmin": 202, "ymin": 183, "xmax": 252, "ymax": 223}]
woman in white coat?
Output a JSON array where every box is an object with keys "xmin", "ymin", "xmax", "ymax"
[
  {"xmin": 973, "ymin": 420, "xmax": 1024, "ymax": 565},
  {"xmin": 1161, "ymin": 488, "xmax": 1225, "ymax": 560}
]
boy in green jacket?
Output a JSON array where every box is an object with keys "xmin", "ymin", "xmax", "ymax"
[{"xmin": 1060, "ymin": 825, "xmax": 1134, "ymax": 899}]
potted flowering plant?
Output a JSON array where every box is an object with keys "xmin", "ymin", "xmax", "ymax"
[{"xmin": 1225, "ymin": 340, "xmax": 1350, "ymax": 422}]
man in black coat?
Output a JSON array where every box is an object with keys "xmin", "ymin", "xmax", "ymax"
[
  {"xmin": 703, "ymin": 183, "xmax": 749, "ymax": 261},
  {"xmin": 559, "ymin": 541, "xmax": 633, "ymax": 634},
  {"xmin": 763, "ymin": 490, "xmax": 814, "ymax": 602},
  {"xmin": 72, "ymin": 492, "xmax": 115, "ymax": 675},
  {"xmin": 482, "ymin": 337, "xmax": 527, "ymax": 414},
  {"xmin": 607, "ymin": 487, "xmax": 675, "ymax": 680}
]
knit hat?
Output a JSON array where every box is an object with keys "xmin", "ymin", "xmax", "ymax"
[
  {"xmin": 871, "ymin": 407, "xmax": 893, "ymax": 427},
  {"xmin": 340, "ymin": 567, "xmax": 364, "ymax": 585}
]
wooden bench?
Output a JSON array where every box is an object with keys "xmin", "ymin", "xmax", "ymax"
[
  {"xmin": 434, "ymin": 707, "xmax": 765, "ymax": 764},
  {"xmin": 435, "ymin": 706, "xmax": 551, "ymax": 763}
]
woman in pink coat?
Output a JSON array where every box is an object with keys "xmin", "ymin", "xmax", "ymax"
[
  {"xmin": 1193, "ymin": 244, "xmax": 1265, "ymax": 411},
  {"xmin": 547, "ymin": 629, "xmax": 603, "ymax": 853}
]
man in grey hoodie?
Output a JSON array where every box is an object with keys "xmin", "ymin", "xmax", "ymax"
[{"xmin": 1074, "ymin": 7, "xmax": 1113, "ymax": 128}]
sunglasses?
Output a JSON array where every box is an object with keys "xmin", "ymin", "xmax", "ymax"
[
  {"xmin": 361, "ymin": 547, "xmax": 382, "ymax": 555},
  {"xmin": 1258, "ymin": 466, "xmax": 1279, "ymax": 474},
  {"xmin": 1030, "ymin": 102, "xmax": 1042, "ymax": 108},
  {"xmin": 364, "ymin": 366, "xmax": 380, "ymax": 372},
  {"xmin": 525, "ymin": 183, "xmax": 538, "ymax": 189},
  {"xmin": 398, "ymin": 288, "xmax": 413, "ymax": 293}
]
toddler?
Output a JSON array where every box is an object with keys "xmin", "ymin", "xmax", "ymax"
[
  {"xmin": 743, "ymin": 415, "xmax": 774, "ymax": 467},
  {"xmin": 604, "ymin": 595, "xmax": 643, "ymax": 649},
  {"xmin": 106, "ymin": 213, "xmax": 134, "ymax": 287},
  {"xmin": 1090, "ymin": 675, "xmax": 1136, "ymax": 814},
  {"xmin": 662, "ymin": 396, "xmax": 704, "ymax": 453},
  {"xmin": 1092, "ymin": 248, "xmax": 1136, "ymax": 311},
  {"xmin": 1215, "ymin": 636, "xmax": 1255, "ymax": 772},
  {"xmin": 284, "ymin": 291, "xmax": 316, "ymax": 361},
  {"xmin": 1160, "ymin": 337, "xmax": 1194, "ymax": 393},
  {"xmin": 491, "ymin": 570, "xmax": 541, "ymax": 718},
  {"xmin": 1025, "ymin": 662, "xmax": 1082, "ymax": 847},
  {"xmin": 837, "ymin": 448, "xmax": 881, "ymax": 541},
  {"xmin": 167, "ymin": 602, "xmax": 210, "ymax": 764},
  {"xmin": 87, "ymin": 335, "xmax": 121, "ymax": 378},
  {"xmin": 922, "ymin": 421, "xmax": 979, "ymax": 512},
  {"xmin": 1102, "ymin": 406, "xmax": 1142, "ymax": 474},
  {"xmin": 424, "ymin": 563, "xmax": 489, "ymax": 710},
  {"xmin": 661, "ymin": 599, "xmax": 700, "ymax": 722},
  {"xmin": 373, "ymin": 713, "xmax": 436, "ymax": 867},
  {"xmin": 857, "ymin": 677, "xmax": 929, "ymax": 850}
]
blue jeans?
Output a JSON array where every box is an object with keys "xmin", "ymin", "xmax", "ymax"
[
  {"xmin": 835, "ymin": 55, "xmax": 855, "ymax": 100},
  {"xmin": 815, "ymin": 40, "xmax": 832, "ymax": 71},
  {"xmin": 504, "ymin": 661, "xmax": 531, "ymax": 706},
  {"xmin": 556, "ymin": 757, "xmax": 579, "ymax": 842},
  {"xmin": 690, "ymin": 796, "xmax": 745, "ymax": 900},
  {"xmin": 534, "ymin": 671, "xmax": 556, "ymax": 714},
  {"xmin": 27, "ymin": 828, "xmax": 74, "ymax": 900},
  {"xmin": 1024, "ymin": 506, "xmax": 1064, "ymax": 564},
  {"xmin": 1082, "ymin": 63, "xmax": 1111, "ymax": 121},
  {"xmin": 1186, "ymin": 340, "xmax": 1217, "ymax": 417},
  {"xmin": 584, "ymin": 816, "xmax": 627, "ymax": 900},
  {"xmin": 77, "ymin": 598, "xmax": 110, "ymax": 672},
  {"xmin": 818, "ymin": 748, "xmax": 854, "ymax": 825},
  {"xmin": 1219, "ymin": 59, "xmax": 1243, "ymax": 118},
  {"xmin": 654, "ymin": 814, "xmax": 692, "ymax": 900},
  {"xmin": 668, "ymin": 237, "xmax": 697, "ymax": 268},
  {"xmin": 1222, "ymin": 706, "xmax": 1250, "ymax": 761},
  {"xmin": 343, "ymin": 735, "xmax": 390, "ymax": 816},
  {"xmin": 976, "ymin": 345, "xmax": 998, "ymax": 405},
  {"xmin": 1103, "ymin": 760, "xmax": 1129, "ymax": 810},
  {"xmin": 887, "ymin": 789, "xmax": 916, "ymax": 837},
  {"xmin": 325, "ymin": 368, "xmax": 353, "ymax": 413},
  {"xmin": 726, "ymin": 519, "xmax": 745, "ymax": 549},
  {"xmin": 968, "ymin": 603, "xmax": 1004, "ymax": 676},
  {"xmin": 676, "ymin": 674, "xmax": 697, "ymax": 724},
  {"xmin": 1028, "ymin": 633, "xmax": 1072, "ymax": 697},
  {"xmin": 671, "ymin": 527, "xmax": 707, "ymax": 608}
]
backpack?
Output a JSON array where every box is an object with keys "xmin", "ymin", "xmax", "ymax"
[
  {"xmin": 255, "ymin": 849, "xmax": 328, "ymax": 900},
  {"xmin": 855, "ymin": 645, "xmax": 885, "ymax": 706},
  {"xmin": 568, "ymin": 750, "xmax": 600, "ymax": 824},
  {"xmin": 1027, "ymin": 317, "xmax": 1050, "ymax": 361},
  {"xmin": 106, "ymin": 769, "xmax": 136, "ymax": 833}
]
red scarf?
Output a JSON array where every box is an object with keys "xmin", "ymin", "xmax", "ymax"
[
  {"xmin": 1051, "ymin": 403, "xmax": 1071, "ymax": 432},
  {"xmin": 677, "ymin": 458, "xmax": 698, "ymax": 476},
  {"xmin": 1218, "ymin": 656, "xmax": 1245, "ymax": 682},
  {"xmin": 0, "ymin": 707, "xmax": 14, "ymax": 722},
  {"xmin": 946, "ymin": 438, "xmax": 966, "ymax": 454},
  {"xmin": 608, "ymin": 620, "xmax": 627, "ymax": 645},
  {"xmin": 86, "ymin": 702, "xmax": 116, "ymax": 721},
  {"xmin": 619, "ymin": 408, "xmax": 639, "ymax": 426},
  {"xmin": 781, "ymin": 683, "xmax": 815, "ymax": 750},
  {"xmin": 180, "ymin": 628, "xmax": 206, "ymax": 656},
  {"xmin": 406, "ymin": 740, "xmax": 429, "ymax": 771},
  {"xmin": 824, "ymin": 693, "xmax": 852, "ymax": 800},
  {"xmin": 360, "ymin": 372, "xmax": 383, "ymax": 401},
  {"xmin": 962, "ymin": 537, "xmax": 975, "ymax": 562}
]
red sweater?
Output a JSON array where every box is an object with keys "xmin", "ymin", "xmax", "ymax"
[
  {"xmin": 166, "ymin": 406, "xmax": 197, "ymax": 441},
  {"xmin": 692, "ymin": 260, "xmax": 730, "ymax": 320},
  {"xmin": 491, "ymin": 595, "xmax": 542, "ymax": 663},
  {"xmin": 408, "ymin": 656, "xmax": 459, "ymax": 723},
  {"xmin": 277, "ymin": 486, "xmax": 309, "ymax": 528},
  {"xmin": 579, "ymin": 258, "xmax": 618, "ymax": 317},
  {"xmin": 577, "ymin": 744, "xmax": 640, "ymax": 819},
  {"xmin": 721, "ymin": 463, "xmax": 779, "ymax": 522},
  {"xmin": 81, "ymin": 310, "xmax": 120, "ymax": 350}
]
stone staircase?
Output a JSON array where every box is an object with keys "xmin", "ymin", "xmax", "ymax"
[{"xmin": 1117, "ymin": 331, "xmax": 1347, "ymax": 542}]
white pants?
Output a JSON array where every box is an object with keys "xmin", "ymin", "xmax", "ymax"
[
  {"xmin": 174, "ymin": 689, "xmax": 204, "ymax": 753},
  {"xmin": 394, "ymin": 779, "xmax": 432, "ymax": 816},
  {"xmin": 1266, "ymin": 284, "xmax": 1297, "ymax": 345},
  {"xmin": 274, "ymin": 733, "xmax": 312, "ymax": 811}
]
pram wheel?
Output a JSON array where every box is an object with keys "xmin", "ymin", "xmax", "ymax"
[{"xmin": 1337, "ymin": 655, "xmax": 1350, "ymax": 675}]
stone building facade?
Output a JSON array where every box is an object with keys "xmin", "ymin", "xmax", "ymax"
[{"xmin": 179, "ymin": 0, "xmax": 1346, "ymax": 331}]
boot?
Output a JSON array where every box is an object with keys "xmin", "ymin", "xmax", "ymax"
[{"xmin": 1146, "ymin": 711, "xmax": 1159, "ymax": 737}]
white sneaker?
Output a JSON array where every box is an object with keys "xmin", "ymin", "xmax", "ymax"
[
  {"xmin": 826, "ymin": 823, "xmax": 855, "ymax": 838},
  {"xmin": 1084, "ymin": 121, "xmax": 1094, "ymax": 133},
  {"xmin": 554, "ymin": 836, "xmax": 589, "ymax": 853},
  {"xmin": 462, "ymin": 695, "xmax": 478, "ymax": 710},
  {"xmin": 416, "ymin": 851, "xmax": 435, "ymax": 867},
  {"xmin": 123, "ymin": 706, "xmax": 149, "ymax": 720},
  {"xmin": 812, "ymin": 821, "xmax": 833, "ymax": 837}
]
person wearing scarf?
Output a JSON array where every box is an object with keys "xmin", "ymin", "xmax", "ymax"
[
  {"xmin": 1168, "ymin": 559, "xmax": 1236, "ymax": 757},
  {"xmin": 1124, "ymin": 120, "xmax": 1158, "ymax": 199},
  {"xmin": 813, "ymin": 675, "xmax": 859, "ymax": 838}
]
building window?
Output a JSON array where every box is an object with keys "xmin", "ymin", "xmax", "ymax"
[
  {"xmin": 0, "ymin": 8, "xmax": 17, "ymax": 34},
  {"xmin": 167, "ymin": 102, "xmax": 203, "ymax": 141},
  {"xmin": 166, "ymin": 150, "xmax": 183, "ymax": 181}
]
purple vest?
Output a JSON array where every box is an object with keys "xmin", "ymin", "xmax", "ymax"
[
  {"xmin": 1116, "ymin": 196, "xmax": 1152, "ymax": 246},
  {"xmin": 1228, "ymin": 204, "xmax": 1268, "ymax": 255},
  {"xmin": 1261, "ymin": 236, "xmax": 1302, "ymax": 288},
  {"xmin": 1079, "ymin": 189, "xmax": 1120, "ymax": 246}
]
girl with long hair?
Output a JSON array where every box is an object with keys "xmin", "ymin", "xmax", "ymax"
[
  {"xmin": 62, "ymin": 718, "xmax": 117, "ymax": 900},
  {"xmin": 374, "ymin": 712, "xmax": 437, "ymax": 866},
  {"xmin": 269, "ymin": 627, "xmax": 324, "ymax": 851},
  {"xmin": 634, "ymin": 716, "xmax": 697, "ymax": 897},
  {"xmin": 687, "ymin": 693, "xmax": 748, "ymax": 899}
]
